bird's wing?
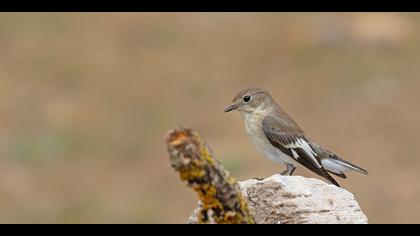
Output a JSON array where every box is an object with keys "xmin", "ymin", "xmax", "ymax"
[{"xmin": 261, "ymin": 115, "xmax": 339, "ymax": 186}]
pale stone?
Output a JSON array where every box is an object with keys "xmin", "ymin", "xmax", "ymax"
[{"xmin": 189, "ymin": 174, "xmax": 368, "ymax": 224}]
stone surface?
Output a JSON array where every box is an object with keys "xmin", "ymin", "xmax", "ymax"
[{"xmin": 189, "ymin": 174, "xmax": 368, "ymax": 224}]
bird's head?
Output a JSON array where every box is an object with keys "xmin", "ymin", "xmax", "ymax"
[{"xmin": 224, "ymin": 88, "xmax": 273, "ymax": 115}]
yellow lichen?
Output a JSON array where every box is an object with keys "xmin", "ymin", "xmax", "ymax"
[
  {"xmin": 179, "ymin": 164, "xmax": 205, "ymax": 181},
  {"xmin": 200, "ymin": 145, "xmax": 215, "ymax": 165},
  {"xmin": 166, "ymin": 127, "xmax": 255, "ymax": 224},
  {"xmin": 199, "ymin": 186, "xmax": 222, "ymax": 209}
]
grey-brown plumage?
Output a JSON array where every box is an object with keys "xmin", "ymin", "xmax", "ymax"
[{"xmin": 224, "ymin": 88, "xmax": 368, "ymax": 187}]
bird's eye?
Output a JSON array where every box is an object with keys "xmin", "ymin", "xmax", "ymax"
[{"xmin": 243, "ymin": 95, "xmax": 251, "ymax": 103}]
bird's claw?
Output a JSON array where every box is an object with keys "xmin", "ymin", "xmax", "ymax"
[{"xmin": 252, "ymin": 177, "xmax": 264, "ymax": 181}]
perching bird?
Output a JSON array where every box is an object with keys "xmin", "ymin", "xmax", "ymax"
[{"xmin": 224, "ymin": 88, "xmax": 368, "ymax": 187}]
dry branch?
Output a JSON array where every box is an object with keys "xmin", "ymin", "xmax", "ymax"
[{"xmin": 164, "ymin": 127, "xmax": 255, "ymax": 224}]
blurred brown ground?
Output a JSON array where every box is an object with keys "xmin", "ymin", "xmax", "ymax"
[{"xmin": 0, "ymin": 13, "xmax": 419, "ymax": 223}]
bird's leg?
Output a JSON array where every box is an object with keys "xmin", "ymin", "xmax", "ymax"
[{"xmin": 280, "ymin": 164, "xmax": 296, "ymax": 176}]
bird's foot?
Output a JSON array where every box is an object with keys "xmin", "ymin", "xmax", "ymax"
[
  {"xmin": 280, "ymin": 170, "xmax": 290, "ymax": 176},
  {"xmin": 252, "ymin": 177, "xmax": 264, "ymax": 181},
  {"xmin": 280, "ymin": 164, "xmax": 296, "ymax": 176}
]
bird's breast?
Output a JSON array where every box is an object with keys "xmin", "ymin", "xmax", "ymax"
[
  {"xmin": 243, "ymin": 113, "xmax": 294, "ymax": 165},
  {"xmin": 244, "ymin": 114, "xmax": 267, "ymax": 148}
]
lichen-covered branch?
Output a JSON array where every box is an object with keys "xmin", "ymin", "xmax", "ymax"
[{"xmin": 164, "ymin": 127, "xmax": 255, "ymax": 224}]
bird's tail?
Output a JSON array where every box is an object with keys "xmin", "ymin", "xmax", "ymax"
[{"xmin": 321, "ymin": 154, "xmax": 368, "ymax": 177}]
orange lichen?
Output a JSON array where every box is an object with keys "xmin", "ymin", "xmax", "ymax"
[{"xmin": 168, "ymin": 130, "xmax": 189, "ymax": 146}]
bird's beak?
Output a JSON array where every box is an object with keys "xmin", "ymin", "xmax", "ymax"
[{"xmin": 224, "ymin": 103, "xmax": 240, "ymax": 113}]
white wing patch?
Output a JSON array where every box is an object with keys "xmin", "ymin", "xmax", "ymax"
[
  {"xmin": 287, "ymin": 138, "xmax": 321, "ymax": 168},
  {"xmin": 291, "ymin": 149, "xmax": 299, "ymax": 158}
]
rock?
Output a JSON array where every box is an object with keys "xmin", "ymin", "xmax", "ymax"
[{"xmin": 189, "ymin": 174, "xmax": 368, "ymax": 224}]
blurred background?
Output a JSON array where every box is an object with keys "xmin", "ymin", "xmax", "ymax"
[{"xmin": 0, "ymin": 13, "xmax": 419, "ymax": 223}]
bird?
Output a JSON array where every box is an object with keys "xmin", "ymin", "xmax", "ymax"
[{"xmin": 224, "ymin": 88, "xmax": 368, "ymax": 187}]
